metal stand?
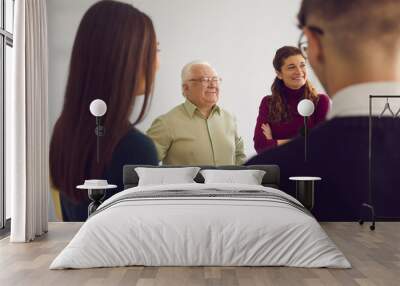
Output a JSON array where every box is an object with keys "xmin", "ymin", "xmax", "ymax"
[
  {"xmin": 359, "ymin": 203, "xmax": 375, "ymax": 231},
  {"xmin": 359, "ymin": 95, "xmax": 400, "ymax": 231},
  {"xmin": 304, "ymin": 116, "xmax": 308, "ymax": 162},
  {"xmin": 295, "ymin": 180, "xmax": 315, "ymax": 210},
  {"xmin": 289, "ymin": 177, "xmax": 321, "ymax": 211},
  {"xmin": 87, "ymin": 189, "xmax": 106, "ymax": 216},
  {"xmin": 77, "ymin": 183, "xmax": 116, "ymax": 218},
  {"xmin": 95, "ymin": 117, "xmax": 105, "ymax": 163}
]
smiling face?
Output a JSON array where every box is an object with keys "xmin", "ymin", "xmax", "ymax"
[
  {"xmin": 183, "ymin": 64, "xmax": 220, "ymax": 110},
  {"xmin": 276, "ymin": 54, "xmax": 307, "ymax": 90}
]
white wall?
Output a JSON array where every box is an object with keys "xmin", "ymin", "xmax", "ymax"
[
  {"xmin": 47, "ymin": 0, "xmax": 326, "ymax": 221},
  {"xmin": 47, "ymin": 0, "xmax": 324, "ymax": 159}
]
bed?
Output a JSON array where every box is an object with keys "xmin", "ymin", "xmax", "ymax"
[{"xmin": 50, "ymin": 165, "xmax": 350, "ymax": 269}]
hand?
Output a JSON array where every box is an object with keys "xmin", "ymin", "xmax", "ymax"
[
  {"xmin": 277, "ymin": 139, "xmax": 291, "ymax": 146},
  {"xmin": 261, "ymin": 123, "xmax": 273, "ymax": 140}
]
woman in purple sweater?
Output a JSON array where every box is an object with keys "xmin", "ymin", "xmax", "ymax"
[{"xmin": 254, "ymin": 46, "xmax": 330, "ymax": 153}]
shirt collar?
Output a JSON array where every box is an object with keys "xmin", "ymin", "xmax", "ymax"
[
  {"xmin": 327, "ymin": 81, "xmax": 400, "ymax": 119},
  {"xmin": 183, "ymin": 99, "xmax": 221, "ymax": 118}
]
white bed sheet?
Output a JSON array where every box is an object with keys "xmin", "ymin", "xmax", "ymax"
[{"xmin": 50, "ymin": 183, "xmax": 351, "ymax": 269}]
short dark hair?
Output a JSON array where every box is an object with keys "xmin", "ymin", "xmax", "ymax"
[
  {"xmin": 297, "ymin": 0, "xmax": 400, "ymax": 57},
  {"xmin": 298, "ymin": 0, "xmax": 400, "ymax": 34}
]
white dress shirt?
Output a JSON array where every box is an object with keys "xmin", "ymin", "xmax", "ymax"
[{"xmin": 328, "ymin": 82, "xmax": 400, "ymax": 119}]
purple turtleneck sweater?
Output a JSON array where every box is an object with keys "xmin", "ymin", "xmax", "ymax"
[{"xmin": 253, "ymin": 85, "xmax": 330, "ymax": 154}]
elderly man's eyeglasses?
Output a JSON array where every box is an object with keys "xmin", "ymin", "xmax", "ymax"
[
  {"xmin": 298, "ymin": 26, "xmax": 324, "ymax": 59},
  {"xmin": 188, "ymin": 77, "xmax": 222, "ymax": 87}
]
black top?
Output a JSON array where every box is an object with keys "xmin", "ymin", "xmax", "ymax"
[
  {"xmin": 246, "ymin": 117, "xmax": 400, "ymax": 221},
  {"xmin": 60, "ymin": 127, "xmax": 158, "ymax": 221}
]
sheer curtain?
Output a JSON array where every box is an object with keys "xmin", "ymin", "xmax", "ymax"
[{"xmin": 8, "ymin": 0, "xmax": 49, "ymax": 242}]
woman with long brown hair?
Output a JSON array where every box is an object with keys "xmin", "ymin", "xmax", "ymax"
[
  {"xmin": 253, "ymin": 46, "xmax": 330, "ymax": 153},
  {"xmin": 49, "ymin": 0, "xmax": 159, "ymax": 221}
]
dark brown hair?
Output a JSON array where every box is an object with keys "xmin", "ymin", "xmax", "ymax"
[
  {"xmin": 49, "ymin": 0, "xmax": 157, "ymax": 202},
  {"xmin": 268, "ymin": 46, "xmax": 318, "ymax": 122},
  {"xmin": 297, "ymin": 0, "xmax": 400, "ymax": 44}
]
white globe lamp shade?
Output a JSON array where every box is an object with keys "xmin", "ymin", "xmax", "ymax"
[
  {"xmin": 297, "ymin": 99, "xmax": 315, "ymax": 117},
  {"xmin": 89, "ymin": 99, "xmax": 107, "ymax": 117}
]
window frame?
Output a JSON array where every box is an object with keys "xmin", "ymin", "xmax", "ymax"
[{"xmin": 0, "ymin": 0, "xmax": 14, "ymax": 231}]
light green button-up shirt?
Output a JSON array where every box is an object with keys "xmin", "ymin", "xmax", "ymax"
[{"xmin": 147, "ymin": 100, "xmax": 246, "ymax": 166}]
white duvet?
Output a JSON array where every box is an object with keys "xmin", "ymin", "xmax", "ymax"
[{"xmin": 50, "ymin": 183, "xmax": 351, "ymax": 269}]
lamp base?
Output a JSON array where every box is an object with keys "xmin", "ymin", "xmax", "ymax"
[
  {"xmin": 359, "ymin": 203, "xmax": 375, "ymax": 231},
  {"xmin": 87, "ymin": 189, "xmax": 106, "ymax": 216}
]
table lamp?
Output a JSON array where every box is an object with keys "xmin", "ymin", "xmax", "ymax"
[
  {"xmin": 297, "ymin": 99, "xmax": 315, "ymax": 162},
  {"xmin": 89, "ymin": 99, "xmax": 107, "ymax": 163}
]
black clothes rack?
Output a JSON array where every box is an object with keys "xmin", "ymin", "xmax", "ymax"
[{"xmin": 359, "ymin": 95, "xmax": 400, "ymax": 230}]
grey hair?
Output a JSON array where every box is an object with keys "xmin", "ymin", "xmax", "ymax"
[{"xmin": 181, "ymin": 60, "xmax": 217, "ymax": 84}]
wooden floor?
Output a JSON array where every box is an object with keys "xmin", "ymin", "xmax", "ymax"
[{"xmin": 0, "ymin": 222, "xmax": 399, "ymax": 286}]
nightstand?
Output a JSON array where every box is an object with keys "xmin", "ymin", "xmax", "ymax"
[
  {"xmin": 77, "ymin": 180, "xmax": 117, "ymax": 216},
  {"xmin": 289, "ymin": 176, "xmax": 321, "ymax": 210}
]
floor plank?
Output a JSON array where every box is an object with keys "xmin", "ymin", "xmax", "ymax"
[{"xmin": 0, "ymin": 222, "xmax": 399, "ymax": 286}]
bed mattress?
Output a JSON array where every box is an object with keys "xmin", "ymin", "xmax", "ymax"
[{"xmin": 50, "ymin": 183, "xmax": 350, "ymax": 269}]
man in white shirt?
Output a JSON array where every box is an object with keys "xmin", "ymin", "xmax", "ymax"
[{"xmin": 246, "ymin": 0, "xmax": 400, "ymax": 222}]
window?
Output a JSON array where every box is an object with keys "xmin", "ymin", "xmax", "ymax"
[{"xmin": 0, "ymin": 0, "xmax": 14, "ymax": 231}]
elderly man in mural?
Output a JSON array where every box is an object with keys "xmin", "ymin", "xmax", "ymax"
[{"xmin": 147, "ymin": 61, "xmax": 246, "ymax": 166}]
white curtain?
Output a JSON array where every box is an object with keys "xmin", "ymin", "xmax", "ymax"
[{"xmin": 8, "ymin": 0, "xmax": 49, "ymax": 242}]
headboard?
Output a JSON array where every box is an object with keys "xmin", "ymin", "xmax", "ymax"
[{"xmin": 123, "ymin": 165, "xmax": 280, "ymax": 189}]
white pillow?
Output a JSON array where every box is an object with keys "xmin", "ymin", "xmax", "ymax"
[
  {"xmin": 200, "ymin": 169, "xmax": 266, "ymax": 185},
  {"xmin": 135, "ymin": 167, "xmax": 200, "ymax": 186}
]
